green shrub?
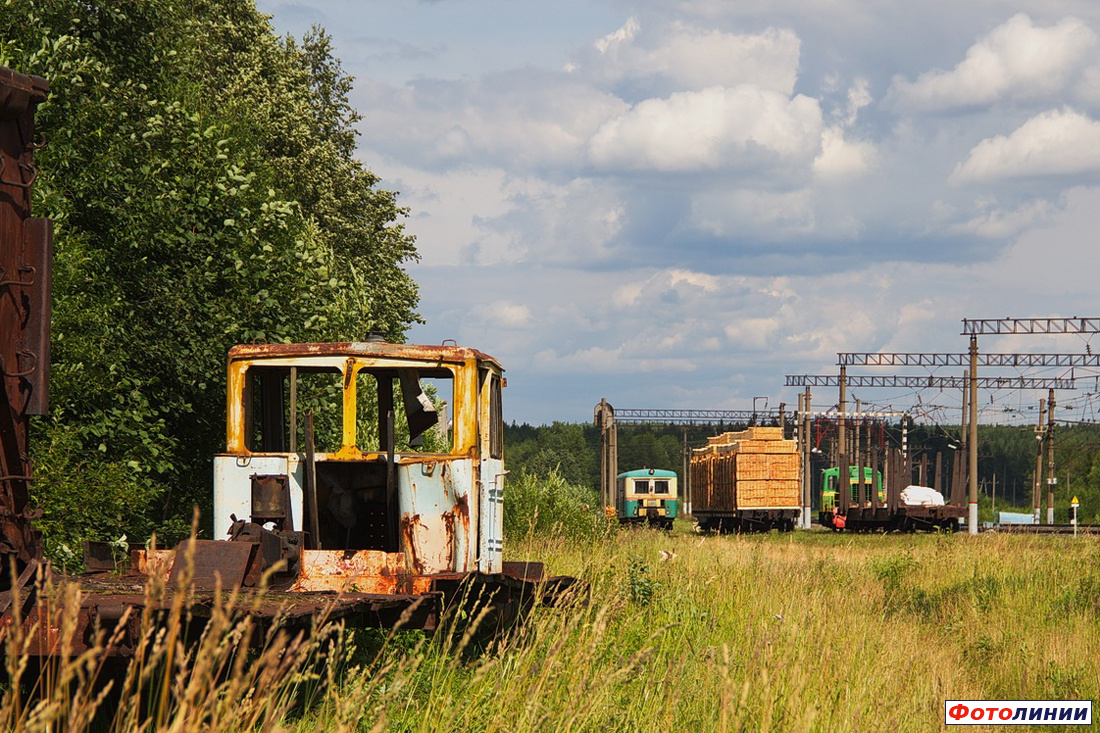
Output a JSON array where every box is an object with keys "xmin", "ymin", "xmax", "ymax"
[
  {"xmin": 30, "ymin": 420, "xmax": 172, "ymax": 571},
  {"xmin": 626, "ymin": 556, "xmax": 658, "ymax": 607},
  {"xmin": 503, "ymin": 468, "xmax": 607, "ymax": 542}
]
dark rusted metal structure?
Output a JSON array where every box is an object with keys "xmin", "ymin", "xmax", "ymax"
[{"xmin": 0, "ymin": 65, "xmax": 50, "ymax": 592}]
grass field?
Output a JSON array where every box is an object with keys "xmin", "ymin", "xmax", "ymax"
[
  {"xmin": 5, "ymin": 525, "xmax": 1099, "ymax": 731},
  {"xmin": 289, "ymin": 524, "xmax": 1100, "ymax": 732}
]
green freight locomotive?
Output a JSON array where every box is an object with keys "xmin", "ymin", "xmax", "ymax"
[
  {"xmin": 820, "ymin": 466, "xmax": 884, "ymax": 513},
  {"xmin": 616, "ymin": 468, "xmax": 679, "ymax": 529}
]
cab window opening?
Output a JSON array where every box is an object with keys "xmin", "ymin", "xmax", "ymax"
[{"xmin": 244, "ymin": 363, "xmax": 455, "ymax": 456}]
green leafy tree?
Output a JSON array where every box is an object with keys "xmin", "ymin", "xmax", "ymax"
[
  {"xmin": 505, "ymin": 422, "xmax": 597, "ymax": 488},
  {"xmin": 0, "ymin": 0, "xmax": 419, "ymax": 547}
]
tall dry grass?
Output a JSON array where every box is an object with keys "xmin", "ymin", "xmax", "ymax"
[
  {"xmin": 0, "ymin": 536, "xmax": 352, "ymax": 732},
  {"xmin": 3, "ymin": 527, "xmax": 1098, "ymax": 731},
  {"xmin": 297, "ymin": 527, "xmax": 1100, "ymax": 732}
]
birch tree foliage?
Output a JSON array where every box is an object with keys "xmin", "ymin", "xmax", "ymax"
[{"xmin": 0, "ymin": 0, "xmax": 419, "ymax": 550}]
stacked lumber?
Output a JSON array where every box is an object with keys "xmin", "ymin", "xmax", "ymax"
[{"xmin": 690, "ymin": 426, "xmax": 800, "ymax": 510}]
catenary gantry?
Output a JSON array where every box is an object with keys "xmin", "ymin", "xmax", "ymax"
[
  {"xmin": 837, "ymin": 353, "xmax": 1100, "ymax": 367},
  {"xmin": 785, "ymin": 375, "xmax": 1075, "ymax": 390}
]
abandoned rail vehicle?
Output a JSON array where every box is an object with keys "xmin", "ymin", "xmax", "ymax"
[
  {"xmin": 214, "ymin": 339, "xmax": 505, "ymax": 577},
  {"xmin": 144, "ymin": 339, "xmax": 579, "ymax": 628},
  {"xmin": 690, "ymin": 427, "xmax": 800, "ymax": 532},
  {"xmin": 616, "ymin": 468, "xmax": 678, "ymax": 529}
]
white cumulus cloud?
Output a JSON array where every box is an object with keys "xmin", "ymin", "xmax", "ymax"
[
  {"xmin": 579, "ymin": 18, "xmax": 801, "ymax": 95},
  {"xmin": 586, "ymin": 85, "xmax": 823, "ymax": 173},
  {"xmin": 888, "ymin": 14, "xmax": 1097, "ymax": 112},
  {"xmin": 813, "ymin": 127, "xmax": 878, "ymax": 180},
  {"xmin": 951, "ymin": 107, "xmax": 1100, "ymax": 182},
  {"xmin": 470, "ymin": 301, "xmax": 534, "ymax": 329},
  {"xmin": 948, "ymin": 198, "xmax": 1056, "ymax": 238}
]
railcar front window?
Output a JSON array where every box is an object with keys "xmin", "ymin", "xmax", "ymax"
[
  {"xmin": 242, "ymin": 363, "xmax": 454, "ymax": 456},
  {"xmin": 245, "ymin": 366, "xmax": 344, "ymax": 454},
  {"xmin": 358, "ymin": 368, "xmax": 453, "ymax": 454},
  {"xmin": 634, "ymin": 480, "xmax": 650, "ymax": 494},
  {"xmin": 653, "ymin": 480, "xmax": 669, "ymax": 494}
]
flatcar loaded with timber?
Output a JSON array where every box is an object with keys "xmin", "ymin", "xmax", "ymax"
[{"xmin": 690, "ymin": 427, "xmax": 800, "ymax": 532}]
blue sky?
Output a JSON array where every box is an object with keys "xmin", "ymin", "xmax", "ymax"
[{"xmin": 258, "ymin": 0, "xmax": 1100, "ymax": 426}]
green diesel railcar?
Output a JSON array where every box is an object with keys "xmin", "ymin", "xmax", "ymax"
[{"xmin": 616, "ymin": 468, "xmax": 679, "ymax": 530}]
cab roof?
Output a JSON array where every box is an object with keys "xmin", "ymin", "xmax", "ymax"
[
  {"xmin": 617, "ymin": 468, "xmax": 678, "ymax": 479},
  {"xmin": 228, "ymin": 341, "xmax": 502, "ymax": 370}
]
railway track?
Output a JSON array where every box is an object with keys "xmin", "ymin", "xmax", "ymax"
[{"xmin": 988, "ymin": 523, "xmax": 1100, "ymax": 535}]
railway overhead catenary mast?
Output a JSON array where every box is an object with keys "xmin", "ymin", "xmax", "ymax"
[
  {"xmin": 960, "ymin": 317, "xmax": 1100, "ymax": 529},
  {"xmin": 962, "ymin": 317, "xmax": 1100, "ymax": 335},
  {"xmin": 785, "ymin": 375, "xmax": 1075, "ymax": 389}
]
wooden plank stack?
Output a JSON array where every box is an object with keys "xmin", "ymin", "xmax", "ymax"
[{"xmin": 690, "ymin": 427, "xmax": 801, "ymax": 510}]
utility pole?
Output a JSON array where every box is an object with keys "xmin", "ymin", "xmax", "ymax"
[
  {"xmin": 797, "ymin": 392, "xmax": 804, "ymax": 527},
  {"xmin": 968, "ymin": 335, "xmax": 979, "ymax": 535},
  {"xmin": 838, "ymin": 365, "xmax": 848, "ymax": 516},
  {"xmin": 1033, "ymin": 398, "xmax": 1045, "ymax": 524},
  {"xmin": 992, "ymin": 472, "xmax": 996, "ymax": 519},
  {"xmin": 956, "ymin": 369, "xmax": 968, "ymax": 506},
  {"xmin": 682, "ymin": 427, "xmax": 689, "ymax": 515},
  {"xmin": 594, "ymin": 399, "xmax": 617, "ymax": 510},
  {"xmin": 802, "ymin": 387, "xmax": 812, "ymax": 528},
  {"xmin": 855, "ymin": 398, "xmax": 865, "ymax": 507},
  {"xmin": 1047, "ymin": 388, "xmax": 1056, "ymax": 524}
]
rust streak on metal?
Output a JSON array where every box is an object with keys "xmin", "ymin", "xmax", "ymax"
[
  {"xmin": 400, "ymin": 513, "xmax": 425, "ymax": 574},
  {"xmin": 440, "ymin": 510, "xmax": 456, "ymax": 568},
  {"xmin": 454, "ymin": 491, "xmax": 469, "ymax": 531},
  {"xmin": 293, "ymin": 549, "xmax": 413, "ymax": 594}
]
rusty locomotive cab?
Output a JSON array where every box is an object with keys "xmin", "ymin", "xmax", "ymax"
[{"xmin": 140, "ymin": 341, "xmax": 576, "ymax": 627}]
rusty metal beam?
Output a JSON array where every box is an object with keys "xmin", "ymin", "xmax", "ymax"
[{"xmin": 0, "ymin": 65, "xmax": 49, "ymax": 575}]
